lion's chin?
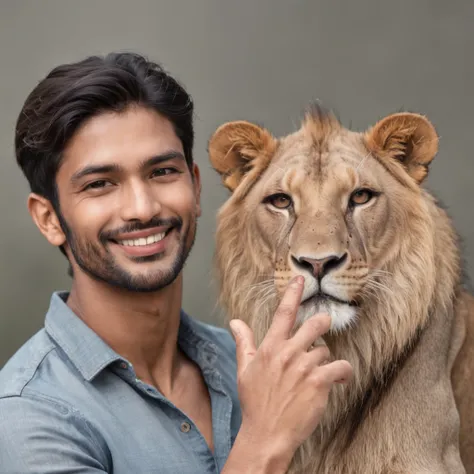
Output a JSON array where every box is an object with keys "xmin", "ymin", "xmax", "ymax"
[{"xmin": 297, "ymin": 299, "xmax": 358, "ymax": 332}]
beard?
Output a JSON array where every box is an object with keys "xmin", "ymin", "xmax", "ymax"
[{"xmin": 56, "ymin": 210, "xmax": 197, "ymax": 293}]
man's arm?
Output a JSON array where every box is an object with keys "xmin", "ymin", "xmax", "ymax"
[
  {"xmin": 222, "ymin": 276, "xmax": 353, "ymax": 474},
  {"xmin": 0, "ymin": 395, "xmax": 109, "ymax": 473}
]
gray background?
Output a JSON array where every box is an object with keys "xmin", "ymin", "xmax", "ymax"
[{"xmin": 0, "ymin": 0, "xmax": 473, "ymax": 366}]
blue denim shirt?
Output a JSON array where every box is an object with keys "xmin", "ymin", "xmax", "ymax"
[{"xmin": 0, "ymin": 292, "xmax": 241, "ymax": 473}]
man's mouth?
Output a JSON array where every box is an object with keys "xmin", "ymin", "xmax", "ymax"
[
  {"xmin": 109, "ymin": 226, "xmax": 174, "ymax": 246},
  {"xmin": 116, "ymin": 232, "xmax": 167, "ymax": 247},
  {"xmin": 109, "ymin": 227, "xmax": 175, "ymax": 258}
]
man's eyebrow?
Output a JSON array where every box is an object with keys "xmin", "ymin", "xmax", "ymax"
[
  {"xmin": 140, "ymin": 151, "xmax": 186, "ymax": 168},
  {"xmin": 70, "ymin": 164, "xmax": 121, "ymax": 185},
  {"xmin": 70, "ymin": 151, "xmax": 186, "ymax": 185}
]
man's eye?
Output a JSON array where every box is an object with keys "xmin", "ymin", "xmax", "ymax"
[
  {"xmin": 84, "ymin": 180, "xmax": 110, "ymax": 190},
  {"xmin": 151, "ymin": 168, "xmax": 178, "ymax": 178}
]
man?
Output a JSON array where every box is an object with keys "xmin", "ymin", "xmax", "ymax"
[{"xmin": 0, "ymin": 52, "xmax": 352, "ymax": 473}]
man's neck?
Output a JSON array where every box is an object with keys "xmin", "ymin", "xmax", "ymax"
[{"xmin": 66, "ymin": 273, "xmax": 184, "ymax": 395}]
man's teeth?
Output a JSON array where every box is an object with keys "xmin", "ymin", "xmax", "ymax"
[{"xmin": 119, "ymin": 233, "xmax": 166, "ymax": 247}]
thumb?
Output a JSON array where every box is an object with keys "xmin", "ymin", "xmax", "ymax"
[{"xmin": 229, "ymin": 319, "xmax": 257, "ymax": 375}]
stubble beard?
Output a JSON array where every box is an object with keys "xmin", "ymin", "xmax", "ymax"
[{"xmin": 57, "ymin": 210, "xmax": 198, "ymax": 293}]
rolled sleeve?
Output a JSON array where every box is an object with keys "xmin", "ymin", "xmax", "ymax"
[{"xmin": 0, "ymin": 394, "xmax": 109, "ymax": 473}]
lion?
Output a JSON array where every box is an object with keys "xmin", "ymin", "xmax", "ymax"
[{"xmin": 207, "ymin": 106, "xmax": 474, "ymax": 474}]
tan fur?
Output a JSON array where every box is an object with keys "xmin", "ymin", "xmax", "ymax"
[{"xmin": 208, "ymin": 107, "xmax": 474, "ymax": 473}]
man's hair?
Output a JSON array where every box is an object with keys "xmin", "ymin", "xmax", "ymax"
[{"xmin": 15, "ymin": 52, "xmax": 195, "ymax": 207}]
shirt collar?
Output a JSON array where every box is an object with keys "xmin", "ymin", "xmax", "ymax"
[
  {"xmin": 45, "ymin": 292, "xmax": 123, "ymax": 382},
  {"xmin": 44, "ymin": 291, "xmax": 217, "ymax": 382}
]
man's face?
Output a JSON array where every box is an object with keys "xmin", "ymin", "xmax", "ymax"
[{"xmin": 52, "ymin": 105, "xmax": 201, "ymax": 292}]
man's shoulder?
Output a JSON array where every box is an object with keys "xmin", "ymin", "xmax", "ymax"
[
  {"xmin": 0, "ymin": 348, "xmax": 109, "ymax": 472},
  {"xmin": 0, "ymin": 329, "xmax": 58, "ymax": 399}
]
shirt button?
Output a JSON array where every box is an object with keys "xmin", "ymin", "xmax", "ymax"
[
  {"xmin": 180, "ymin": 422, "xmax": 191, "ymax": 433},
  {"xmin": 120, "ymin": 362, "xmax": 128, "ymax": 369}
]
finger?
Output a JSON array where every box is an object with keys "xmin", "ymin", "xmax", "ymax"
[
  {"xmin": 305, "ymin": 344, "xmax": 331, "ymax": 367},
  {"xmin": 264, "ymin": 276, "xmax": 305, "ymax": 344},
  {"xmin": 289, "ymin": 313, "xmax": 332, "ymax": 351},
  {"xmin": 229, "ymin": 319, "xmax": 257, "ymax": 375},
  {"xmin": 317, "ymin": 360, "xmax": 353, "ymax": 385}
]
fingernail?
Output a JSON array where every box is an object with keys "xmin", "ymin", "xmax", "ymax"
[
  {"xmin": 290, "ymin": 276, "xmax": 304, "ymax": 287},
  {"xmin": 229, "ymin": 320, "xmax": 239, "ymax": 336}
]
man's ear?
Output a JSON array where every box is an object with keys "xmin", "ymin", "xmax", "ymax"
[
  {"xmin": 208, "ymin": 120, "xmax": 277, "ymax": 192},
  {"xmin": 364, "ymin": 112, "xmax": 439, "ymax": 184},
  {"xmin": 191, "ymin": 163, "xmax": 202, "ymax": 217},
  {"xmin": 27, "ymin": 193, "xmax": 66, "ymax": 247}
]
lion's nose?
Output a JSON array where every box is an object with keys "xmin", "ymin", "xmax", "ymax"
[{"xmin": 292, "ymin": 253, "xmax": 348, "ymax": 279}]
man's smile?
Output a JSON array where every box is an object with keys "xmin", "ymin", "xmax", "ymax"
[{"xmin": 110, "ymin": 227, "xmax": 175, "ymax": 258}]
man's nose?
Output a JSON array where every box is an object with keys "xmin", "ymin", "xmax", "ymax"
[{"xmin": 119, "ymin": 182, "xmax": 161, "ymax": 222}]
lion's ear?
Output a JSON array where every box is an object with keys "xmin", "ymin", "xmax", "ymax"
[
  {"xmin": 208, "ymin": 121, "xmax": 277, "ymax": 192},
  {"xmin": 365, "ymin": 113, "xmax": 438, "ymax": 184}
]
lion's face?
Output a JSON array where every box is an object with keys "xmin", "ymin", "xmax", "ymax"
[
  {"xmin": 243, "ymin": 127, "xmax": 398, "ymax": 330},
  {"xmin": 209, "ymin": 107, "xmax": 439, "ymax": 331}
]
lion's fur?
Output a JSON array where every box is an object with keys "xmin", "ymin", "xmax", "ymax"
[{"xmin": 209, "ymin": 106, "xmax": 474, "ymax": 473}]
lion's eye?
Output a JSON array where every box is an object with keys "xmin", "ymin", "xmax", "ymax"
[
  {"xmin": 265, "ymin": 193, "xmax": 293, "ymax": 209},
  {"xmin": 350, "ymin": 189, "xmax": 375, "ymax": 206}
]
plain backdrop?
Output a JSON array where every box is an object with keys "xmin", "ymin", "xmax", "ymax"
[{"xmin": 1, "ymin": 0, "xmax": 473, "ymax": 366}]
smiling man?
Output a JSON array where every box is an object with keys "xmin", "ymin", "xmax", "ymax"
[{"xmin": 0, "ymin": 52, "xmax": 352, "ymax": 473}]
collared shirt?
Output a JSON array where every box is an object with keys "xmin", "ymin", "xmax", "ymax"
[{"xmin": 0, "ymin": 292, "xmax": 241, "ymax": 474}]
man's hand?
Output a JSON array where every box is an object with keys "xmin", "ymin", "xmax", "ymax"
[{"xmin": 223, "ymin": 275, "xmax": 353, "ymax": 474}]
